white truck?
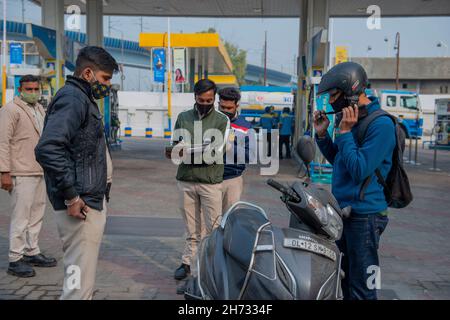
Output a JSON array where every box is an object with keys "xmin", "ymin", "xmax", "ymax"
[{"xmin": 375, "ymin": 90, "xmax": 423, "ymax": 138}]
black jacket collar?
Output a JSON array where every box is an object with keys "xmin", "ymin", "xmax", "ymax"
[{"xmin": 66, "ymin": 75, "xmax": 95, "ymax": 102}]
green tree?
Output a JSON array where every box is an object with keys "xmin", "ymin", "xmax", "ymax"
[{"xmin": 198, "ymin": 28, "xmax": 247, "ymax": 85}]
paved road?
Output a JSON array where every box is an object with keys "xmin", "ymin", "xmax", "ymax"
[{"xmin": 0, "ymin": 137, "xmax": 449, "ymax": 300}]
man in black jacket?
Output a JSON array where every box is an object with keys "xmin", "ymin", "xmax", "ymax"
[{"xmin": 35, "ymin": 46, "xmax": 117, "ymax": 300}]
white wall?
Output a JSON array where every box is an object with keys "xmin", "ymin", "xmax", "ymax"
[
  {"xmin": 117, "ymin": 90, "xmax": 296, "ymax": 137},
  {"xmin": 118, "ymin": 91, "xmax": 195, "ymax": 137},
  {"xmin": 117, "ymin": 92, "xmax": 450, "ymax": 137}
]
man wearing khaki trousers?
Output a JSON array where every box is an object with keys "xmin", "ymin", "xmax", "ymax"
[
  {"xmin": 35, "ymin": 46, "xmax": 118, "ymax": 299},
  {"xmin": 218, "ymin": 87, "xmax": 254, "ymax": 213},
  {"xmin": 167, "ymin": 79, "xmax": 230, "ymax": 281},
  {"xmin": 52, "ymin": 147, "xmax": 112, "ymax": 299},
  {"xmin": 0, "ymin": 75, "xmax": 57, "ymax": 278}
]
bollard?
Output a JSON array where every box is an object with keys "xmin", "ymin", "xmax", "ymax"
[
  {"xmin": 407, "ymin": 138, "xmax": 413, "ymax": 164},
  {"xmin": 145, "ymin": 127, "xmax": 153, "ymax": 138},
  {"xmin": 124, "ymin": 127, "xmax": 132, "ymax": 137},
  {"xmin": 414, "ymin": 136, "xmax": 421, "ymax": 165},
  {"xmin": 429, "ymin": 144, "xmax": 441, "ymax": 171},
  {"xmin": 164, "ymin": 129, "xmax": 171, "ymax": 139}
]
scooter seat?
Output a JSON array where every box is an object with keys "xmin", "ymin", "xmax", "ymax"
[{"xmin": 222, "ymin": 206, "xmax": 270, "ymax": 270}]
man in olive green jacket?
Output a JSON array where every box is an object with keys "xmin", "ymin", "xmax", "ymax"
[{"xmin": 168, "ymin": 79, "xmax": 230, "ymax": 280}]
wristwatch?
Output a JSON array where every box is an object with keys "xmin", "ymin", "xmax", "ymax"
[{"xmin": 64, "ymin": 196, "xmax": 80, "ymax": 207}]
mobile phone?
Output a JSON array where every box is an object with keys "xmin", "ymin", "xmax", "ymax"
[{"xmin": 323, "ymin": 104, "xmax": 358, "ymax": 116}]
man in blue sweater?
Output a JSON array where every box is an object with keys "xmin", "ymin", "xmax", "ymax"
[
  {"xmin": 260, "ymin": 106, "xmax": 277, "ymax": 157},
  {"xmin": 313, "ymin": 62, "xmax": 395, "ymax": 300},
  {"xmin": 279, "ymin": 107, "xmax": 294, "ymax": 159},
  {"xmin": 219, "ymin": 87, "xmax": 253, "ymax": 213}
]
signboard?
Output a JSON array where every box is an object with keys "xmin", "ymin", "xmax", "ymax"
[
  {"xmin": 46, "ymin": 61, "xmax": 56, "ymax": 76},
  {"xmin": 173, "ymin": 48, "xmax": 186, "ymax": 84},
  {"xmin": 312, "ymin": 69, "xmax": 322, "ymax": 77},
  {"xmin": 9, "ymin": 43, "xmax": 23, "ymax": 65},
  {"xmin": 64, "ymin": 38, "xmax": 86, "ymax": 71},
  {"xmin": 152, "ymin": 48, "xmax": 166, "ymax": 83},
  {"xmin": 26, "ymin": 23, "xmax": 57, "ymax": 60},
  {"xmin": 335, "ymin": 46, "xmax": 349, "ymax": 65},
  {"xmin": 315, "ymin": 84, "xmax": 334, "ymax": 137}
]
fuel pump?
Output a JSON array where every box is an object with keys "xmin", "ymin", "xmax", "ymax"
[{"xmin": 435, "ymin": 99, "xmax": 450, "ymax": 146}]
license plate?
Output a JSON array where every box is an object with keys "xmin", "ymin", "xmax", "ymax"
[{"xmin": 283, "ymin": 238, "xmax": 336, "ymax": 261}]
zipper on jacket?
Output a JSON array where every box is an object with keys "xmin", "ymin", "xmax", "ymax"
[
  {"xmin": 88, "ymin": 165, "xmax": 92, "ymax": 185},
  {"xmin": 88, "ymin": 155, "xmax": 93, "ymax": 185}
]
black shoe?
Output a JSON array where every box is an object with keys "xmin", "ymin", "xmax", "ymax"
[
  {"xmin": 174, "ymin": 263, "xmax": 190, "ymax": 280},
  {"xmin": 176, "ymin": 281, "xmax": 187, "ymax": 295},
  {"xmin": 7, "ymin": 259, "xmax": 36, "ymax": 278},
  {"xmin": 23, "ymin": 253, "xmax": 57, "ymax": 267}
]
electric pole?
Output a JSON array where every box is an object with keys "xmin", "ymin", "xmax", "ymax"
[
  {"xmin": 21, "ymin": 0, "xmax": 25, "ymax": 22},
  {"xmin": 264, "ymin": 31, "xmax": 267, "ymax": 86},
  {"xmin": 293, "ymin": 54, "xmax": 297, "ymax": 75},
  {"xmin": 108, "ymin": 16, "xmax": 111, "ymax": 37},
  {"xmin": 394, "ymin": 32, "xmax": 400, "ymax": 90}
]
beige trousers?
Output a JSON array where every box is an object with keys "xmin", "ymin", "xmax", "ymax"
[
  {"xmin": 222, "ymin": 175, "xmax": 244, "ymax": 214},
  {"xmin": 53, "ymin": 145, "xmax": 112, "ymax": 300},
  {"xmin": 54, "ymin": 199, "xmax": 107, "ymax": 300},
  {"xmin": 9, "ymin": 176, "xmax": 46, "ymax": 262},
  {"xmin": 177, "ymin": 181, "xmax": 223, "ymax": 266}
]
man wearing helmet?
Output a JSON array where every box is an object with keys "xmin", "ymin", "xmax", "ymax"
[{"xmin": 313, "ymin": 62, "xmax": 396, "ymax": 300}]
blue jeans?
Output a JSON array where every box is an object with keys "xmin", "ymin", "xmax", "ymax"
[{"xmin": 336, "ymin": 212, "xmax": 389, "ymax": 300}]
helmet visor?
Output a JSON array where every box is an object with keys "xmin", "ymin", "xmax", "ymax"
[
  {"xmin": 317, "ymin": 89, "xmax": 342, "ymax": 104},
  {"xmin": 319, "ymin": 87, "xmax": 339, "ymax": 97}
]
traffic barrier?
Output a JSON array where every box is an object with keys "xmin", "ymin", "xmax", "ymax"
[{"xmin": 145, "ymin": 128, "xmax": 153, "ymax": 138}]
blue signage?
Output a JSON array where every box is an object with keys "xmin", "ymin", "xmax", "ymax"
[
  {"xmin": 26, "ymin": 24, "xmax": 57, "ymax": 60},
  {"xmin": 10, "ymin": 43, "xmax": 23, "ymax": 65},
  {"xmin": 153, "ymin": 48, "xmax": 166, "ymax": 83},
  {"xmin": 315, "ymin": 84, "xmax": 334, "ymax": 137}
]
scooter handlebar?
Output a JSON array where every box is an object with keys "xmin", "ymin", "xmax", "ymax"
[
  {"xmin": 266, "ymin": 179, "xmax": 301, "ymax": 202},
  {"xmin": 267, "ymin": 179, "xmax": 286, "ymax": 192}
]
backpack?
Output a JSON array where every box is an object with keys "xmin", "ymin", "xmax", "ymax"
[{"xmin": 356, "ymin": 109, "xmax": 413, "ymax": 209}]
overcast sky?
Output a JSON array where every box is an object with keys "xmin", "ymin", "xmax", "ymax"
[{"xmin": 3, "ymin": 0, "xmax": 450, "ymax": 89}]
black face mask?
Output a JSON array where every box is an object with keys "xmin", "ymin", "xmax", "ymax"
[
  {"xmin": 196, "ymin": 103, "xmax": 214, "ymax": 116},
  {"xmin": 330, "ymin": 94, "xmax": 349, "ymax": 113},
  {"xmin": 221, "ymin": 110, "xmax": 236, "ymax": 120}
]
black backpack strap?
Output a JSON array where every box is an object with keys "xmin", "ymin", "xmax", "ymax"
[
  {"xmin": 375, "ymin": 168, "xmax": 388, "ymax": 190},
  {"xmin": 359, "ymin": 176, "xmax": 372, "ymax": 201},
  {"xmin": 356, "ymin": 109, "xmax": 387, "ymax": 146},
  {"xmin": 356, "ymin": 109, "xmax": 391, "ymax": 200}
]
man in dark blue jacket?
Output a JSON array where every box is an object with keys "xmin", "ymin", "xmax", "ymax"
[
  {"xmin": 313, "ymin": 62, "xmax": 395, "ymax": 300},
  {"xmin": 219, "ymin": 87, "xmax": 253, "ymax": 213},
  {"xmin": 35, "ymin": 46, "xmax": 118, "ymax": 299}
]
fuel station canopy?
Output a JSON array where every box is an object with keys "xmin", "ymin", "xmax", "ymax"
[
  {"xmin": 139, "ymin": 32, "xmax": 237, "ymax": 86},
  {"xmin": 31, "ymin": 0, "xmax": 450, "ymax": 17}
]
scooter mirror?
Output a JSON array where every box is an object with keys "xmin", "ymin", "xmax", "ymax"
[{"xmin": 296, "ymin": 135, "xmax": 315, "ymax": 165}]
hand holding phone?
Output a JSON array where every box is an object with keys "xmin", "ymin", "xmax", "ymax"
[
  {"xmin": 313, "ymin": 110, "xmax": 330, "ymax": 137},
  {"xmin": 338, "ymin": 105, "xmax": 359, "ymax": 134}
]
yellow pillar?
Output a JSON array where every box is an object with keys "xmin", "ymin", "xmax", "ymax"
[{"xmin": 1, "ymin": 65, "xmax": 6, "ymax": 106}]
